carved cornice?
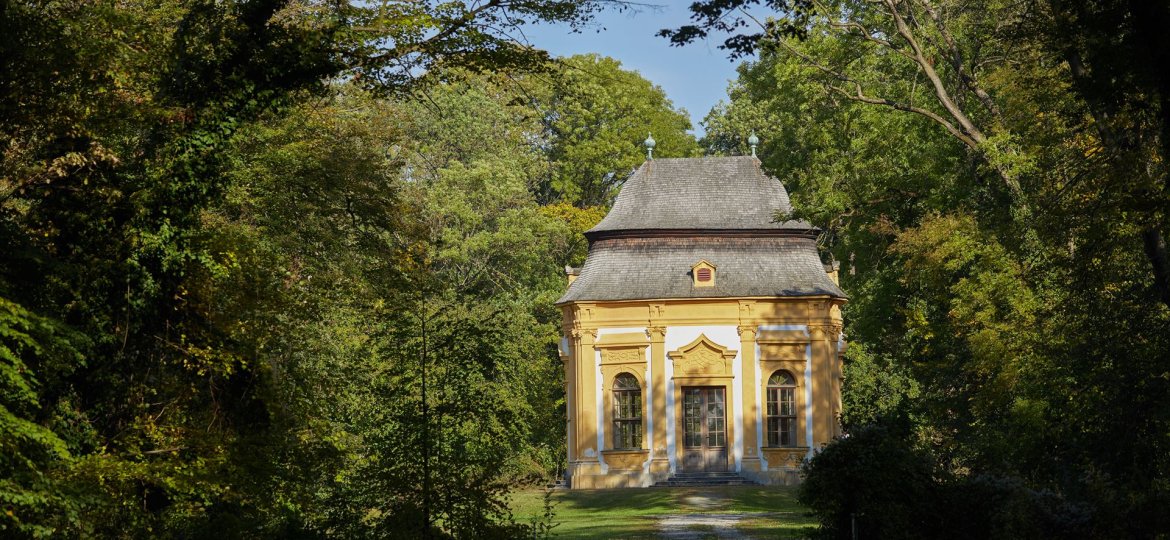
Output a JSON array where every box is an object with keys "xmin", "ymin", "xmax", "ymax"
[
  {"xmin": 758, "ymin": 329, "xmax": 809, "ymax": 362},
  {"xmin": 737, "ymin": 300, "xmax": 756, "ymax": 321},
  {"xmin": 570, "ymin": 327, "xmax": 599, "ymax": 341},
  {"xmin": 807, "ymin": 300, "xmax": 839, "ymax": 328},
  {"xmin": 809, "ymin": 324, "xmax": 836, "ymax": 341},
  {"xmin": 595, "ymin": 331, "xmax": 649, "ymax": 349},
  {"xmin": 756, "ymin": 330, "xmax": 810, "ymax": 345}
]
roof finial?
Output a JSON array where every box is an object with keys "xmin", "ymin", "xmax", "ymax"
[
  {"xmin": 748, "ymin": 130, "xmax": 759, "ymax": 157},
  {"xmin": 644, "ymin": 132, "xmax": 656, "ymax": 160}
]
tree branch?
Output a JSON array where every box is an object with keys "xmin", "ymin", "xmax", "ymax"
[
  {"xmin": 915, "ymin": 0, "xmax": 1003, "ymax": 120},
  {"xmin": 883, "ymin": 0, "xmax": 987, "ymax": 145},
  {"xmin": 771, "ymin": 36, "xmax": 977, "ymax": 147},
  {"xmin": 828, "ymin": 82, "xmax": 979, "ymax": 147},
  {"xmin": 370, "ymin": 0, "xmax": 505, "ymax": 63}
]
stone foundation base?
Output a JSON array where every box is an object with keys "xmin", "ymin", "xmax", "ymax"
[
  {"xmin": 570, "ymin": 460, "xmax": 655, "ymax": 489},
  {"xmin": 568, "ymin": 456, "xmax": 806, "ymax": 488},
  {"xmin": 743, "ymin": 467, "xmax": 803, "ymax": 486},
  {"xmin": 571, "ymin": 469, "xmax": 651, "ymax": 488}
]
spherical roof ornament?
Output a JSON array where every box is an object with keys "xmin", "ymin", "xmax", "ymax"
[
  {"xmin": 644, "ymin": 132, "xmax": 656, "ymax": 160},
  {"xmin": 748, "ymin": 131, "xmax": 759, "ymax": 157}
]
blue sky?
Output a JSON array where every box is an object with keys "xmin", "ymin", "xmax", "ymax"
[{"xmin": 523, "ymin": 3, "xmax": 752, "ymax": 138}]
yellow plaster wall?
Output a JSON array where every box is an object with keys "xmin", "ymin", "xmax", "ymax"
[{"xmin": 561, "ymin": 296, "xmax": 844, "ymax": 489}]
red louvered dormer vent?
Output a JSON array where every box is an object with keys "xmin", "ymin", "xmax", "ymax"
[{"xmin": 692, "ymin": 260, "xmax": 716, "ymax": 287}]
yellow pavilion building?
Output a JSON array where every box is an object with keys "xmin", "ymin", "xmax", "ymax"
[{"xmin": 557, "ymin": 155, "xmax": 846, "ymax": 488}]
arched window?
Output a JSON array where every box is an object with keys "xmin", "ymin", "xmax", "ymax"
[
  {"xmin": 766, "ymin": 371, "xmax": 797, "ymax": 447},
  {"xmin": 613, "ymin": 373, "xmax": 643, "ymax": 449}
]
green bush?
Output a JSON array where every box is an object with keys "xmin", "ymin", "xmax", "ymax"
[
  {"xmin": 799, "ymin": 422, "xmax": 940, "ymax": 539},
  {"xmin": 799, "ymin": 421, "xmax": 1090, "ymax": 539}
]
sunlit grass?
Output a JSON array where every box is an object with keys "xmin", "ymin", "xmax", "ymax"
[{"xmin": 510, "ymin": 485, "xmax": 817, "ymax": 539}]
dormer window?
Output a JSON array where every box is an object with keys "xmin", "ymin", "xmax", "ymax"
[{"xmin": 692, "ymin": 260, "xmax": 716, "ymax": 288}]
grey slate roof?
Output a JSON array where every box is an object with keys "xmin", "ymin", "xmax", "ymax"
[
  {"xmin": 556, "ymin": 237, "xmax": 846, "ymax": 303},
  {"xmin": 587, "ymin": 156, "xmax": 814, "ymax": 235},
  {"xmin": 558, "ymin": 156, "xmax": 846, "ymax": 304}
]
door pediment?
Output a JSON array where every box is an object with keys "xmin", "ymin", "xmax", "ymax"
[{"xmin": 669, "ymin": 334, "xmax": 737, "ymax": 378}]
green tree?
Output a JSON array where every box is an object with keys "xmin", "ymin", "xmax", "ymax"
[
  {"xmin": 690, "ymin": 0, "xmax": 1170, "ymax": 535},
  {"xmin": 0, "ymin": 300, "xmax": 87, "ymax": 538},
  {"xmin": 536, "ymin": 54, "xmax": 699, "ymax": 206},
  {"xmin": 0, "ymin": 1, "xmax": 629, "ymax": 536}
]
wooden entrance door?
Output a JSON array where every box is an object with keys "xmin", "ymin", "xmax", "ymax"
[{"xmin": 681, "ymin": 387, "xmax": 728, "ymax": 472}]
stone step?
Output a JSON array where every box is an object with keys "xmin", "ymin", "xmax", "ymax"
[
  {"xmin": 654, "ymin": 480, "xmax": 755, "ymax": 487},
  {"xmin": 671, "ymin": 472, "xmax": 741, "ymax": 477},
  {"xmin": 651, "ymin": 472, "xmax": 759, "ymax": 488},
  {"xmin": 653, "ymin": 481, "xmax": 757, "ymax": 487},
  {"xmin": 661, "ymin": 479, "xmax": 742, "ymax": 482}
]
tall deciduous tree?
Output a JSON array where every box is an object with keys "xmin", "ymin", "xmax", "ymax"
[
  {"xmin": 0, "ymin": 1, "xmax": 629, "ymax": 536},
  {"xmin": 690, "ymin": 0, "xmax": 1170, "ymax": 535},
  {"xmin": 536, "ymin": 54, "xmax": 699, "ymax": 206},
  {"xmin": 666, "ymin": 0, "xmax": 1170, "ymax": 304}
]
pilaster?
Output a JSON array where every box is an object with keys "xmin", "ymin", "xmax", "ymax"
[
  {"xmin": 573, "ymin": 327, "xmax": 599, "ymax": 465},
  {"xmin": 809, "ymin": 323, "xmax": 836, "ymax": 447},
  {"xmin": 560, "ymin": 330, "xmax": 575, "ymax": 465},
  {"xmin": 647, "ymin": 325, "xmax": 669, "ymax": 477},
  {"xmin": 829, "ymin": 322, "xmax": 844, "ymax": 438},
  {"xmin": 738, "ymin": 323, "xmax": 762, "ymax": 472}
]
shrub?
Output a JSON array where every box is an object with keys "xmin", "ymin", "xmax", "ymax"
[{"xmin": 800, "ymin": 421, "xmax": 1093, "ymax": 539}]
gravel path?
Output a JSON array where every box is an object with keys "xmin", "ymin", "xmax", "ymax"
[
  {"xmin": 656, "ymin": 513, "xmax": 753, "ymax": 539},
  {"xmin": 652, "ymin": 488, "xmax": 802, "ymax": 539}
]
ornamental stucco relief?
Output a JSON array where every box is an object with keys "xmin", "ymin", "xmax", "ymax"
[
  {"xmin": 601, "ymin": 347, "xmax": 645, "ymax": 366},
  {"xmin": 669, "ymin": 334, "xmax": 737, "ymax": 378}
]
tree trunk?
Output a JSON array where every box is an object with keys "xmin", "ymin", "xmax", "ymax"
[{"xmin": 1141, "ymin": 227, "xmax": 1170, "ymax": 306}]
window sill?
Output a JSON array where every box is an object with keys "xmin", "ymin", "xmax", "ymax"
[
  {"xmin": 761, "ymin": 447, "xmax": 809, "ymax": 467},
  {"xmin": 602, "ymin": 449, "xmax": 649, "ymax": 470}
]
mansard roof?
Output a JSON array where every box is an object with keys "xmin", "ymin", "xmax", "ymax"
[
  {"xmin": 586, "ymin": 156, "xmax": 816, "ymax": 238},
  {"xmin": 557, "ymin": 155, "xmax": 846, "ymax": 304},
  {"xmin": 557, "ymin": 237, "xmax": 845, "ymax": 303}
]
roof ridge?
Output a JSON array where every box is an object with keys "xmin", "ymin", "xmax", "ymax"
[{"xmin": 587, "ymin": 155, "xmax": 809, "ymax": 234}]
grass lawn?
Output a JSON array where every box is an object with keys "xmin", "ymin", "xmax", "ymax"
[{"xmin": 509, "ymin": 485, "xmax": 818, "ymax": 539}]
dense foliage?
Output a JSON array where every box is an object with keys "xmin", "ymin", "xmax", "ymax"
[
  {"xmin": 0, "ymin": 1, "xmax": 694, "ymax": 537},
  {"xmin": 686, "ymin": 0, "xmax": 1170, "ymax": 537},
  {"xmin": 8, "ymin": 0, "xmax": 1167, "ymax": 537}
]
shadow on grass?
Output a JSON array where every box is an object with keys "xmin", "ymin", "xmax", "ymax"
[
  {"xmin": 714, "ymin": 485, "xmax": 807, "ymax": 514},
  {"xmin": 549, "ymin": 517, "xmax": 660, "ymax": 539},
  {"xmin": 553, "ymin": 488, "xmax": 682, "ymax": 516},
  {"xmin": 737, "ymin": 516, "xmax": 819, "ymax": 540}
]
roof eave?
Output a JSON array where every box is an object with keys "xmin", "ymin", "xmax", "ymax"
[
  {"xmin": 583, "ymin": 227, "xmax": 821, "ymax": 242},
  {"xmin": 554, "ymin": 292, "xmax": 848, "ymax": 307}
]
